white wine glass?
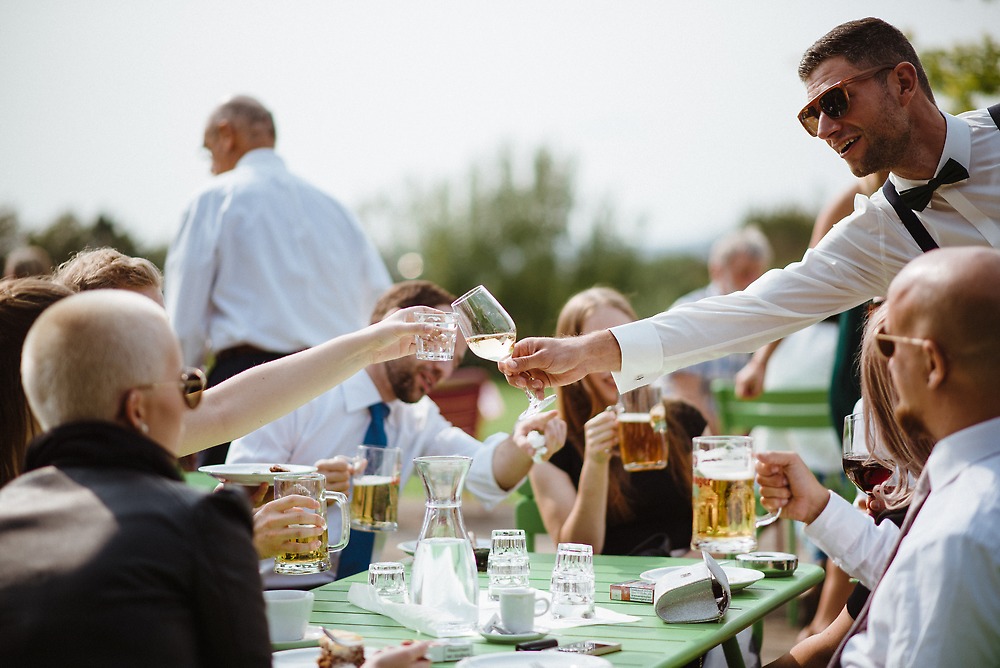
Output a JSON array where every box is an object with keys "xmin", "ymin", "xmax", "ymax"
[{"xmin": 452, "ymin": 285, "xmax": 557, "ymax": 420}]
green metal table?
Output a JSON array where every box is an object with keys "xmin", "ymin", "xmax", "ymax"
[{"xmin": 307, "ymin": 553, "xmax": 822, "ymax": 667}]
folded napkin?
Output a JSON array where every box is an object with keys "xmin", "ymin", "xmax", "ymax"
[
  {"xmin": 477, "ymin": 590, "xmax": 640, "ymax": 631},
  {"xmin": 653, "ymin": 552, "xmax": 731, "ymax": 623},
  {"xmin": 349, "ymin": 584, "xmax": 479, "ymax": 638},
  {"xmin": 348, "ymin": 584, "xmax": 640, "ymax": 638}
]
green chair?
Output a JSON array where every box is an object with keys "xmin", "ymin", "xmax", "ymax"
[
  {"xmin": 513, "ymin": 479, "xmax": 547, "ymax": 552},
  {"xmin": 711, "ymin": 379, "xmax": 835, "ymax": 625}
]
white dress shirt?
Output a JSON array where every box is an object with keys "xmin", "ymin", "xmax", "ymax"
[
  {"xmin": 611, "ymin": 109, "xmax": 1000, "ymax": 392},
  {"xmin": 806, "ymin": 418, "xmax": 1000, "ymax": 666},
  {"xmin": 165, "ymin": 148, "xmax": 391, "ymax": 368},
  {"xmin": 227, "ymin": 370, "xmax": 513, "ymax": 508}
]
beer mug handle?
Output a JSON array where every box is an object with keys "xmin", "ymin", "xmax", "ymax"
[
  {"xmin": 756, "ymin": 505, "xmax": 781, "ymax": 528},
  {"xmin": 324, "ymin": 490, "xmax": 351, "ymax": 552}
]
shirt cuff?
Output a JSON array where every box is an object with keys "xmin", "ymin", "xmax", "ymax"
[
  {"xmin": 804, "ymin": 491, "xmax": 870, "ymax": 561},
  {"xmin": 465, "ymin": 433, "xmax": 513, "ymax": 510},
  {"xmin": 610, "ymin": 320, "xmax": 664, "ymax": 393}
]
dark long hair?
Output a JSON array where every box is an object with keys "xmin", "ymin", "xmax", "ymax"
[
  {"xmin": 0, "ymin": 277, "xmax": 72, "ymax": 487},
  {"xmin": 554, "ymin": 287, "xmax": 703, "ymax": 521}
]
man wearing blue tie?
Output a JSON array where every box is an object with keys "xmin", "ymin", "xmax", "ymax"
[{"xmin": 227, "ymin": 281, "xmax": 566, "ymax": 579}]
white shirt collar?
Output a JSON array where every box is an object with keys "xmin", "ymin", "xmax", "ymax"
[
  {"xmin": 923, "ymin": 415, "xmax": 1000, "ymax": 492},
  {"xmin": 889, "ymin": 111, "xmax": 971, "ymax": 192},
  {"xmin": 343, "ymin": 370, "xmax": 385, "ymax": 414},
  {"xmin": 234, "ymin": 147, "xmax": 284, "ymax": 171}
]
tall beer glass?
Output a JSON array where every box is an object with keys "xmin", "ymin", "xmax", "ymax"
[
  {"xmin": 273, "ymin": 472, "xmax": 350, "ymax": 574},
  {"xmin": 616, "ymin": 385, "xmax": 668, "ymax": 471},
  {"xmin": 350, "ymin": 446, "xmax": 402, "ymax": 532},
  {"xmin": 691, "ymin": 435, "xmax": 779, "ymax": 554}
]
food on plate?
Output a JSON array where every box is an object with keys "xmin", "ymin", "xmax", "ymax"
[
  {"xmin": 269, "ymin": 464, "xmax": 291, "ymax": 473},
  {"xmin": 317, "ymin": 629, "xmax": 364, "ymax": 667}
]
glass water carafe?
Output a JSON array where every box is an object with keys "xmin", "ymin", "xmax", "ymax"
[{"xmin": 410, "ymin": 456, "xmax": 479, "ymax": 635}]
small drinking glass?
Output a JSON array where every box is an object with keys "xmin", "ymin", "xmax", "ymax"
[
  {"xmin": 549, "ymin": 542, "xmax": 595, "ymax": 619},
  {"xmin": 414, "ymin": 311, "xmax": 458, "ymax": 361},
  {"xmin": 487, "ymin": 529, "xmax": 530, "ymax": 600},
  {"xmin": 368, "ymin": 561, "xmax": 409, "ymax": 604}
]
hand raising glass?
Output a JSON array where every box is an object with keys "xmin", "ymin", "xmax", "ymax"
[{"xmin": 452, "ymin": 285, "xmax": 557, "ymax": 420}]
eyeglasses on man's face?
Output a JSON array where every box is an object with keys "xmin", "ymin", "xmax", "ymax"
[
  {"xmin": 874, "ymin": 326, "xmax": 930, "ymax": 359},
  {"xmin": 134, "ymin": 367, "xmax": 206, "ymax": 409},
  {"xmin": 798, "ymin": 64, "xmax": 898, "ymax": 137}
]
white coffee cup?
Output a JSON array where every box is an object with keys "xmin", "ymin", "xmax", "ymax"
[
  {"xmin": 499, "ymin": 586, "xmax": 550, "ymax": 634},
  {"xmin": 263, "ymin": 590, "xmax": 314, "ymax": 642}
]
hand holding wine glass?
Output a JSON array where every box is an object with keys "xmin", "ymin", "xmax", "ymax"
[
  {"xmin": 452, "ymin": 285, "xmax": 557, "ymax": 421},
  {"xmin": 842, "ymin": 412, "xmax": 893, "ymax": 497}
]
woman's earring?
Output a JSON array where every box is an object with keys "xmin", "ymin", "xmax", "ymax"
[{"xmin": 140, "ymin": 423, "xmax": 149, "ymax": 435}]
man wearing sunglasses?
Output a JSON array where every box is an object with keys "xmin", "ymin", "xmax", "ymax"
[
  {"xmin": 499, "ymin": 17, "xmax": 1000, "ymax": 402},
  {"xmin": 755, "ymin": 246, "xmax": 1000, "ymax": 666}
]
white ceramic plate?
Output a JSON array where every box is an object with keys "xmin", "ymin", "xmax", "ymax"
[
  {"xmin": 271, "ymin": 625, "xmax": 326, "ymax": 651},
  {"xmin": 272, "ymin": 646, "xmax": 371, "ymax": 666},
  {"xmin": 478, "ymin": 627, "xmax": 549, "ymax": 645},
  {"xmin": 198, "ymin": 463, "xmax": 317, "ymax": 486},
  {"xmin": 398, "ymin": 538, "xmax": 491, "ymax": 555},
  {"xmin": 458, "ymin": 653, "xmax": 611, "ymax": 667},
  {"xmin": 639, "ymin": 565, "xmax": 765, "ymax": 591}
]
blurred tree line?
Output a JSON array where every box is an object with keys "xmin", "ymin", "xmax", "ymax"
[{"xmin": 361, "ymin": 147, "xmax": 814, "ymax": 338}]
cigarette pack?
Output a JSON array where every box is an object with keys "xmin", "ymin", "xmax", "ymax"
[
  {"xmin": 609, "ymin": 579, "xmax": 655, "ymax": 603},
  {"xmin": 426, "ymin": 638, "xmax": 473, "ymax": 662}
]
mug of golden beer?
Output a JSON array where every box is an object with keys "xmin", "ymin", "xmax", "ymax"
[
  {"xmin": 350, "ymin": 446, "xmax": 402, "ymax": 532},
  {"xmin": 273, "ymin": 472, "xmax": 350, "ymax": 575},
  {"xmin": 691, "ymin": 435, "xmax": 780, "ymax": 554},
  {"xmin": 616, "ymin": 385, "xmax": 669, "ymax": 471}
]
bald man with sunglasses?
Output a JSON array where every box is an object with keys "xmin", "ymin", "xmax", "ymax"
[
  {"xmin": 755, "ymin": 246, "xmax": 1000, "ymax": 666},
  {"xmin": 499, "ymin": 17, "xmax": 1000, "ymax": 401}
]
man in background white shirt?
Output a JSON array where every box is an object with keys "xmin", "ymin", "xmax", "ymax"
[{"xmin": 165, "ymin": 95, "xmax": 391, "ymax": 465}]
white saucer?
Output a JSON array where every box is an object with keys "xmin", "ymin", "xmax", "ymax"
[
  {"xmin": 271, "ymin": 625, "xmax": 325, "ymax": 651},
  {"xmin": 478, "ymin": 627, "xmax": 549, "ymax": 645},
  {"xmin": 398, "ymin": 538, "xmax": 491, "ymax": 555},
  {"xmin": 639, "ymin": 565, "xmax": 765, "ymax": 591},
  {"xmin": 198, "ymin": 462, "xmax": 317, "ymax": 486}
]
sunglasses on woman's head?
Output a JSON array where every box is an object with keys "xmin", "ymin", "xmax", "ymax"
[{"xmin": 798, "ymin": 64, "xmax": 897, "ymax": 137}]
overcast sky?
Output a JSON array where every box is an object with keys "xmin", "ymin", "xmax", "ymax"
[{"xmin": 1, "ymin": 1, "xmax": 997, "ymax": 254}]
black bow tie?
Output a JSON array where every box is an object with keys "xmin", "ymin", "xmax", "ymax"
[{"xmin": 897, "ymin": 158, "xmax": 970, "ymax": 211}]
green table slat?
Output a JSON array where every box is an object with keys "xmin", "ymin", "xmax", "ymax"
[{"xmin": 303, "ymin": 553, "xmax": 822, "ymax": 668}]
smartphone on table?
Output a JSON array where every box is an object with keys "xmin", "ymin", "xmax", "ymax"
[{"xmin": 554, "ymin": 640, "xmax": 622, "ymax": 656}]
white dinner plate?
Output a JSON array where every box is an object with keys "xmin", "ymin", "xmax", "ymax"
[
  {"xmin": 272, "ymin": 646, "xmax": 371, "ymax": 666},
  {"xmin": 397, "ymin": 538, "xmax": 491, "ymax": 555},
  {"xmin": 198, "ymin": 463, "xmax": 317, "ymax": 486},
  {"xmin": 458, "ymin": 653, "xmax": 611, "ymax": 667},
  {"xmin": 639, "ymin": 565, "xmax": 765, "ymax": 591}
]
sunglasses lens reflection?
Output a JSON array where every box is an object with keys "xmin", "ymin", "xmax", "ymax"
[{"xmin": 819, "ymin": 87, "xmax": 850, "ymax": 118}]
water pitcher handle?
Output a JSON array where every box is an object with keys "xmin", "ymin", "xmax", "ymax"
[{"xmin": 323, "ymin": 490, "xmax": 351, "ymax": 552}]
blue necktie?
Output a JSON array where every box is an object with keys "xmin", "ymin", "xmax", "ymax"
[{"xmin": 335, "ymin": 402, "xmax": 390, "ymax": 579}]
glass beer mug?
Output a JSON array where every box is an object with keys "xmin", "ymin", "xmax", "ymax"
[
  {"xmin": 691, "ymin": 435, "xmax": 780, "ymax": 554},
  {"xmin": 273, "ymin": 472, "xmax": 350, "ymax": 574}
]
